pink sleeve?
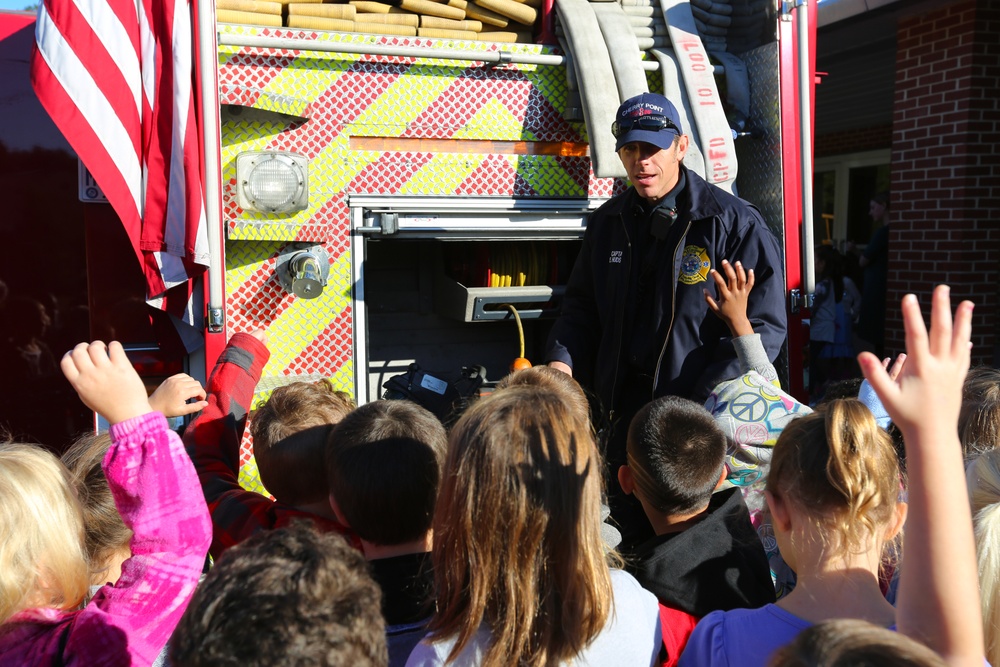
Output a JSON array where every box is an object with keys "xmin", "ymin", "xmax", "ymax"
[{"xmin": 68, "ymin": 412, "xmax": 212, "ymax": 666}]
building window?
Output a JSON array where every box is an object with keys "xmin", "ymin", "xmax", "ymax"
[{"xmin": 813, "ymin": 150, "xmax": 890, "ymax": 251}]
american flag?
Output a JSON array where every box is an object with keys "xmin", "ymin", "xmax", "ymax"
[{"xmin": 31, "ymin": 0, "xmax": 210, "ymax": 334}]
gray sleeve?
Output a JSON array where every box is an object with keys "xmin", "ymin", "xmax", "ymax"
[{"xmin": 732, "ymin": 334, "xmax": 778, "ymax": 383}]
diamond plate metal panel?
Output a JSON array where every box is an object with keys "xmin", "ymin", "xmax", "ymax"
[{"xmin": 735, "ymin": 43, "xmax": 784, "ymax": 242}]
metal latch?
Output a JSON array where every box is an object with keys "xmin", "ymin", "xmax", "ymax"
[
  {"xmin": 789, "ymin": 288, "xmax": 814, "ymax": 314},
  {"xmin": 380, "ymin": 212, "xmax": 399, "ymax": 235}
]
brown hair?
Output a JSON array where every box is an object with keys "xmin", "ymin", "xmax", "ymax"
[
  {"xmin": 326, "ymin": 400, "xmax": 447, "ymax": 545},
  {"xmin": 626, "ymin": 396, "xmax": 726, "ymax": 516},
  {"xmin": 494, "ymin": 366, "xmax": 592, "ymax": 427},
  {"xmin": 427, "ymin": 386, "xmax": 612, "ymax": 667},
  {"xmin": 767, "ymin": 399, "xmax": 900, "ymax": 559},
  {"xmin": 61, "ymin": 432, "xmax": 133, "ymax": 584},
  {"xmin": 768, "ymin": 618, "xmax": 945, "ymax": 667},
  {"xmin": 169, "ymin": 522, "xmax": 386, "ymax": 667},
  {"xmin": 960, "ymin": 366, "xmax": 1000, "ymax": 460},
  {"xmin": 249, "ymin": 381, "xmax": 355, "ymax": 506}
]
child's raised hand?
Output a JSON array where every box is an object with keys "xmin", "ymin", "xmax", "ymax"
[
  {"xmin": 61, "ymin": 341, "xmax": 152, "ymax": 425},
  {"xmin": 148, "ymin": 373, "xmax": 208, "ymax": 417},
  {"xmin": 249, "ymin": 327, "xmax": 268, "ymax": 347},
  {"xmin": 858, "ymin": 286, "xmax": 972, "ymax": 438},
  {"xmin": 704, "ymin": 260, "xmax": 755, "ymax": 338}
]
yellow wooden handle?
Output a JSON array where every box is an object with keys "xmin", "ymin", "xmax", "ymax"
[
  {"xmin": 217, "ymin": 9, "xmax": 282, "ymax": 25},
  {"xmin": 286, "ymin": 3, "xmax": 356, "ymax": 18},
  {"xmin": 217, "ymin": 0, "xmax": 283, "ymax": 15},
  {"xmin": 355, "ymin": 11, "xmax": 418, "ymax": 25},
  {"xmin": 349, "ymin": 1, "xmax": 392, "ymax": 13},
  {"xmin": 464, "ymin": 2, "xmax": 506, "ymax": 26},
  {"xmin": 420, "ymin": 15, "xmax": 482, "ymax": 31},
  {"xmin": 474, "ymin": 0, "xmax": 535, "ymax": 25},
  {"xmin": 399, "ymin": 0, "xmax": 465, "ymax": 20},
  {"xmin": 286, "ymin": 15, "xmax": 353, "ymax": 29}
]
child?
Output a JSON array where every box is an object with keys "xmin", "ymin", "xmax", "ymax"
[
  {"xmin": 959, "ymin": 366, "xmax": 1000, "ymax": 460},
  {"xmin": 184, "ymin": 328, "xmax": 357, "ymax": 558},
  {"xmin": 0, "ymin": 340, "xmax": 211, "ymax": 665},
  {"xmin": 702, "ymin": 260, "xmax": 811, "ymax": 595},
  {"xmin": 60, "ymin": 432, "xmax": 132, "ymax": 591},
  {"xmin": 964, "ymin": 448, "xmax": 1000, "ymax": 667},
  {"xmin": 60, "ymin": 372, "xmax": 206, "ymax": 592},
  {"xmin": 169, "ymin": 522, "xmax": 387, "ymax": 667},
  {"xmin": 680, "ymin": 286, "xmax": 985, "ymax": 666},
  {"xmin": 619, "ymin": 395, "xmax": 776, "ymax": 665},
  {"xmin": 769, "ymin": 619, "xmax": 947, "ymax": 667},
  {"xmin": 809, "ymin": 245, "xmax": 861, "ymax": 403},
  {"xmin": 494, "ymin": 366, "xmax": 623, "ymax": 551},
  {"xmin": 325, "ymin": 399, "xmax": 447, "ymax": 667},
  {"xmin": 857, "ymin": 285, "xmax": 983, "ymax": 665},
  {"xmin": 676, "ymin": 397, "xmax": 906, "ymax": 666},
  {"xmin": 406, "ymin": 386, "xmax": 662, "ymax": 667}
]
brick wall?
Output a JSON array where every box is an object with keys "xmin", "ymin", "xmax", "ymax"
[
  {"xmin": 884, "ymin": 0, "xmax": 1000, "ymax": 365},
  {"xmin": 815, "ymin": 125, "xmax": 892, "ymax": 159}
]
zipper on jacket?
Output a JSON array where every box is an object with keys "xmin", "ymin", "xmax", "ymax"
[
  {"xmin": 608, "ymin": 211, "xmax": 632, "ymax": 418},
  {"xmin": 651, "ymin": 219, "xmax": 693, "ymax": 399}
]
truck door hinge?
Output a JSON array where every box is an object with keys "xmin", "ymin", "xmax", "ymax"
[
  {"xmin": 789, "ymin": 289, "xmax": 814, "ymax": 314},
  {"xmin": 207, "ymin": 307, "xmax": 225, "ymax": 333}
]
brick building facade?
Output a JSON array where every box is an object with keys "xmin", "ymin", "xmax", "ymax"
[{"xmin": 817, "ymin": 0, "xmax": 999, "ymax": 365}]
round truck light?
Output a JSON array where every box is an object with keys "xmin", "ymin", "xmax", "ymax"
[{"xmin": 237, "ymin": 152, "xmax": 308, "ymax": 213}]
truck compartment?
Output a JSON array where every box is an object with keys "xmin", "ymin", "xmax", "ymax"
[{"xmin": 363, "ymin": 238, "xmax": 581, "ymax": 401}]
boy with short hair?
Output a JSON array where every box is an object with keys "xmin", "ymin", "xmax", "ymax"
[
  {"xmin": 184, "ymin": 328, "xmax": 357, "ymax": 559},
  {"xmin": 618, "ymin": 260, "xmax": 787, "ymax": 665},
  {"xmin": 169, "ymin": 522, "xmax": 387, "ymax": 667},
  {"xmin": 325, "ymin": 399, "xmax": 447, "ymax": 667},
  {"xmin": 619, "ymin": 396, "xmax": 775, "ymax": 666}
]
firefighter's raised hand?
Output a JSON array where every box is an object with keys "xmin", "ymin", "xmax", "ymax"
[
  {"xmin": 704, "ymin": 260, "xmax": 755, "ymax": 338},
  {"xmin": 61, "ymin": 341, "xmax": 152, "ymax": 425},
  {"xmin": 149, "ymin": 373, "xmax": 208, "ymax": 417}
]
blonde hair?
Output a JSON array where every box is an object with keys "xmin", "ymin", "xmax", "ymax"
[
  {"xmin": 61, "ymin": 433, "xmax": 133, "ymax": 585},
  {"xmin": 767, "ymin": 399, "xmax": 901, "ymax": 560},
  {"xmin": 965, "ymin": 449, "xmax": 1000, "ymax": 667},
  {"xmin": 427, "ymin": 386, "xmax": 613, "ymax": 667},
  {"xmin": 0, "ymin": 443, "xmax": 89, "ymax": 624}
]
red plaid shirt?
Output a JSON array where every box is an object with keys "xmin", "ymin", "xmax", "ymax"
[{"xmin": 183, "ymin": 332, "xmax": 357, "ymax": 559}]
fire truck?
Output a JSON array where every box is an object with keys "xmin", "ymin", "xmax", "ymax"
[{"xmin": 1, "ymin": 1, "xmax": 816, "ymax": 486}]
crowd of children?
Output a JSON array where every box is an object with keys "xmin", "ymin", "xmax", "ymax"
[{"xmin": 0, "ymin": 268, "xmax": 995, "ymax": 667}]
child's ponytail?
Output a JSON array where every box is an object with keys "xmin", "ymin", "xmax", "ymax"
[
  {"xmin": 823, "ymin": 400, "xmax": 899, "ymax": 549},
  {"xmin": 768, "ymin": 399, "xmax": 900, "ymax": 557}
]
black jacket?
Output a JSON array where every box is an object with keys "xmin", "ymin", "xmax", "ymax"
[
  {"xmin": 545, "ymin": 167, "xmax": 786, "ymax": 414},
  {"xmin": 627, "ymin": 487, "xmax": 776, "ymax": 617}
]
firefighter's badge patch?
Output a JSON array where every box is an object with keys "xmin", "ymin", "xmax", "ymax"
[{"xmin": 680, "ymin": 245, "xmax": 711, "ymax": 285}]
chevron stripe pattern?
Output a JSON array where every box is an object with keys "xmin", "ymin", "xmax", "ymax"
[{"xmin": 217, "ymin": 27, "xmax": 621, "ymax": 488}]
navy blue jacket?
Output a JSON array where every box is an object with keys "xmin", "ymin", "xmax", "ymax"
[{"xmin": 545, "ymin": 166, "xmax": 786, "ymax": 413}]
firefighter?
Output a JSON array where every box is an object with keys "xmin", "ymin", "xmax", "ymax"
[{"xmin": 545, "ymin": 92, "xmax": 787, "ymax": 552}]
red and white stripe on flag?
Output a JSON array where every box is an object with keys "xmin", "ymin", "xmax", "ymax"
[{"xmin": 31, "ymin": 0, "xmax": 210, "ymax": 328}]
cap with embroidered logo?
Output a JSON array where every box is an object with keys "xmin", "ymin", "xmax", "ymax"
[{"xmin": 612, "ymin": 92, "xmax": 683, "ymax": 152}]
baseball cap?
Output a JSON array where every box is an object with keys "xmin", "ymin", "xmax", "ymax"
[{"xmin": 612, "ymin": 92, "xmax": 683, "ymax": 152}]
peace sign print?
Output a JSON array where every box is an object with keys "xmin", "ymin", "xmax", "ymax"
[{"xmin": 729, "ymin": 392, "xmax": 770, "ymax": 423}]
